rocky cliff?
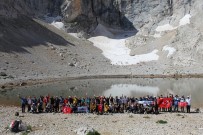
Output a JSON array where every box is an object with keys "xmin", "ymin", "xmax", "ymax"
[
  {"xmin": 0, "ymin": 0, "xmax": 196, "ymax": 33},
  {"xmin": 0, "ymin": 0, "xmax": 203, "ymax": 83}
]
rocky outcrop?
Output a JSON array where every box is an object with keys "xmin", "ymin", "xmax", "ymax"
[
  {"xmin": 0, "ymin": 0, "xmax": 195, "ymax": 32},
  {"xmin": 0, "ymin": 0, "xmax": 62, "ymax": 17}
]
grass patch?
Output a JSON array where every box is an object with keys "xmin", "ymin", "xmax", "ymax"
[
  {"xmin": 4, "ymin": 125, "xmax": 9, "ymax": 130},
  {"xmin": 143, "ymin": 116, "xmax": 150, "ymax": 119},
  {"xmin": 156, "ymin": 120, "xmax": 167, "ymax": 124},
  {"xmin": 87, "ymin": 130, "xmax": 100, "ymax": 135},
  {"xmin": 21, "ymin": 125, "xmax": 32, "ymax": 134},
  {"xmin": 176, "ymin": 114, "xmax": 183, "ymax": 116},
  {"xmin": 21, "ymin": 132, "xmax": 29, "ymax": 135},
  {"xmin": 27, "ymin": 125, "xmax": 32, "ymax": 131},
  {"xmin": 129, "ymin": 115, "xmax": 133, "ymax": 118}
]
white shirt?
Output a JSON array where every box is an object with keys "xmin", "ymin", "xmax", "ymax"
[{"xmin": 186, "ymin": 98, "xmax": 191, "ymax": 106}]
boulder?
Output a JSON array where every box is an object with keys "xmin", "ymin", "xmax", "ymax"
[
  {"xmin": 74, "ymin": 127, "xmax": 100, "ymax": 135},
  {"xmin": 0, "ymin": 72, "xmax": 7, "ymax": 76},
  {"xmin": 69, "ymin": 63, "xmax": 75, "ymax": 67}
]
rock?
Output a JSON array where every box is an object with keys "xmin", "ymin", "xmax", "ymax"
[
  {"xmin": 59, "ymin": 53, "xmax": 63, "ymax": 57},
  {"xmin": 50, "ymin": 46, "xmax": 56, "ymax": 50},
  {"xmin": 74, "ymin": 127, "xmax": 99, "ymax": 135},
  {"xmin": 1, "ymin": 86, "xmax": 5, "ymax": 89},
  {"xmin": 69, "ymin": 63, "xmax": 75, "ymax": 67},
  {"xmin": 15, "ymin": 112, "xmax": 19, "ymax": 116},
  {"xmin": 0, "ymin": 72, "xmax": 7, "ymax": 76},
  {"xmin": 8, "ymin": 83, "xmax": 14, "ymax": 85},
  {"xmin": 8, "ymin": 75, "xmax": 14, "ymax": 79},
  {"xmin": 20, "ymin": 82, "xmax": 27, "ymax": 86}
]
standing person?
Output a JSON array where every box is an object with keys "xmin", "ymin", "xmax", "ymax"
[
  {"xmin": 18, "ymin": 95, "xmax": 27, "ymax": 113},
  {"xmin": 180, "ymin": 96, "xmax": 185, "ymax": 112},
  {"xmin": 55, "ymin": 96, "xmax": 60, "ymax": 112},
  {"xmin": 27, "ymin": 96, "xmax": 32, "ymax": 112},
  {"xmin": 59, "ymin": 96, "xmax": 64, "ymax": 112},
  {"xmin": 154, "ymin": 100, "xmax": 159, "ymax": 115},
  {"xmin": 174, "ymin": 95, "xmax": 180, "ymax": 112},
  {"xmin": 50, "ymin": 96, "xmax": 55, "ymax": 112},
  {"xmin": 186, "ymin": 96, "xmax": 191, "ymax": 113}
]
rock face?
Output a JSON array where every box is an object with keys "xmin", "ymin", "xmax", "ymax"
[
  {"xmin": 1, "ymin": 0, "xmax": 203, "ymax": 76},
  {"xmin": 0, "ymin": 0, "xmax": 62, "ymax": 17},
  {"xmin": 0, "ymin": 0, "xmax": 196, "ymax": 32}
]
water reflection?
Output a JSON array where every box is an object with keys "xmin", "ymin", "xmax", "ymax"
[
  {"xmin": 0, "ymin": 78, "xmax": 203, "ymax": 107},
  {"xmin": 103, "ymin": 84, "xmax": 159, "ymax": 97}
]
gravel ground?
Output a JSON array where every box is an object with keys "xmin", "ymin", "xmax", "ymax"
[{"xmin": 1, "ymin": 106, "xmax": 203, "ymax": 135}]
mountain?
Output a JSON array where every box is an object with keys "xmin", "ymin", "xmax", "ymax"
[{"xmin": 0, "ymin": 0, "xmax": 203, "ymax": 85}]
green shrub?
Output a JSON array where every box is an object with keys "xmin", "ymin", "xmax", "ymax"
[
  {"xmin": 27, "ymin": 125, "xmax": 32, "ymax": 131},
  {"xmin": 143, "ymin": 116, "xmax": 150, "ymax": 119},
  {"xmin": 156, "ymin": 120, "xmax": 167, "ymax": 124},
  {"xmin": 129, "ymin": 115, "xmax": 133, "ymax": 118},
  {"xmin": 176, "ymin": 114, "xmax": 182, "ymax": 116}
]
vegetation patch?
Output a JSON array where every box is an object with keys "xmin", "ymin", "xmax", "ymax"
[
  {"xmin": 129, "ymin": 115, "xmax": 133, "ymax": 118},
  {"xmin": 143, "ymin": 116, "xmax": 150, "ymax": 119},
  {"xmin": 27, "ymin": 125, "xmax": 32, "ymax": 131},
  {"xmin": 176, "ymin": 114, "xmax": 183, "ymax": 116},
  {"xmin": 156, "ymin": 120, "xmax": 167, "ymax": 124}
]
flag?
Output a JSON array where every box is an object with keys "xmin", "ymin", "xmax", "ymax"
[
  {"xmin": 178, "ymin": 102, "xmax": 187, "ymax": 107},
  {"xmin": 158, "ymin": 98, "xmax": 172, "ymax": 108},
  {"xmin": 63, "ymin": 107, "xmax": 72, "ymax": 114}
]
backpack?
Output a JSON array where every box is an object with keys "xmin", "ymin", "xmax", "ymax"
[{"xmin": 9, "ymin": 120, "xmax": 21, "ymax": 132}]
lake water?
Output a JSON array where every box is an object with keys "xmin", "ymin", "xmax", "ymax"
[{"xmin": 0, "ymin": 78, "xmax": 203, "ymax": 107}]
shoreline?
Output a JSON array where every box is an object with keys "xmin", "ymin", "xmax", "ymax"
[{"xmin": 1, "ymin": 73, "xmax": 203, "ymax": 90}]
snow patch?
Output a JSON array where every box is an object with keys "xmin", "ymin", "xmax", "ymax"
[
  {"xmin": 89, "ymin": 24, "xmax": 159, "ymax": 65},
  {"xmin": 68, "ymin": 33, "xmax": 79, "ymax": 38},
  {"xmin": 162, "ymin": 45, "xmax": 176, "ymax": 58},
  {"xmin": 44, "ymin": 15, "xmax": 64, "ymax": 30},
  {"xmin": 154, "ymin": 14, "xmax": 191, "ymax": 38},
  {"xmin": 51, "ymin": 22, "xmax": 64, "ymax": 29},
  {"xmin": 103, "ymin": 84, "xmax": 160, "ymax": 97},
  {"xmin": 155, "ymin": 24, "xmax": 176, "ymax": 32},
  {"xmin": 179, "ymin": 14, "xmax": 191, "ymax": 26}
]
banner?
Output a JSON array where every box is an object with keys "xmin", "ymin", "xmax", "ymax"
[
  {"xmin": 158, "ymin": 98, "xmax": 172, "ymax": 108},
  {"xmin": 178, "ymin": 102, "xmax": 187, "ymax": 107},
  {"xmin": 138, "ymin": 101, "xmax": 154, "ymax": 105},
  {"xmin": 77, "ymin": 106, "xmax": 89, "ymax": 113},
  {"xmin": 63, "ymin": 107, "xmax": 72, "ymax": 114}
]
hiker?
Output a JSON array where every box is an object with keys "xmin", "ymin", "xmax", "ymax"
[
  {"xmin": 17, "ymin": 93, "xmax": 192, "ymax": 115},
  {"xmin": 185, "ymin": 96, "xmax": 191, "ymax": 113},
  {"xmin": 174, "ymin": 95, "xmax": 179, "ymax": 112},
  {"xmin": 18, "ymin": 95, "xmax": 27, "ymax": 113},
  {"xmin": 27, "ymin": 96, "xmax": 32, "ymax": 112},
  {"xmin": 50, "ymin": 96, "xmax": 55, "ymax": 112},
  {"xmin": 180, "ymin": 96, "xmax": 185, "ymax": 112},
  {"xmin": 154, "ymin": 100, "xmax": 159, "ymax": 114}
]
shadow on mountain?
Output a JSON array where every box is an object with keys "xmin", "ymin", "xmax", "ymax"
[
  {"xmin": 0, "ymin": 15, "xmax": 74, "ymax": 53},
  {"xmin": 89, "ymin": 0, "xmax": 138, "ymax": 39}
]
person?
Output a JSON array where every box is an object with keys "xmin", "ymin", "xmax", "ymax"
[
  {"xmin": 18, "ymin": 95, "xmax": 27, "ymax": 113},
  {"xmin": 174, "ymin": 95, "xmax": 179, "ymax": 112},
  {"xmin": 154, "ymin": 100, "xmax": 159, "ymax": 115},
  {"xmin": 185, "ymin": 96, "xmax": 191, "ymax": 113},
  {"xmin": 27, "ymin": 96, "xmax": 32, "ymax": 112},
  {"xmin": 180, "ymin": 96, "xmax": 185, "ymax": 112}
]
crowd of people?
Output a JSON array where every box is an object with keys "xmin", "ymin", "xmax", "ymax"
[{"xmin": 18, "ymin": 94, "xmax": 191, "ymax": 114}]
